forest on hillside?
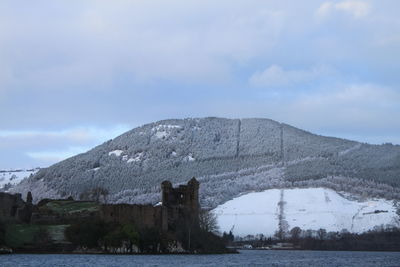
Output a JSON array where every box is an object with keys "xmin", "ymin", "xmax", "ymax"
[{"xmin": 8, "ymin": 118, "xmax": 400, "ymax": 208}]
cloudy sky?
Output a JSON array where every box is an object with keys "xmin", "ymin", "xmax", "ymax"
[{"xmin": 1, "ymin": 0, "xmax": 399, "ymax": 169}]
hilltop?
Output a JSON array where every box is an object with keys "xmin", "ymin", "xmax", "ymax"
[{"xmin": 11, "ymin": 117, "xmax": 400, "ymax": 208}]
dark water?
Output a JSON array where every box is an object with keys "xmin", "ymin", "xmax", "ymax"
[{"xmin": 1, "ymin": 250, "xmax": 400, "ymax": 267}]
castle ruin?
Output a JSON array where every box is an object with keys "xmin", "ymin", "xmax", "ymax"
[
  {"xmin": 0, "ymin": 178, "xmax": 200, "ymax": 234},
  {"xmin": 0, "ymin": 192, "xmax": 32, "ymax": 223}
]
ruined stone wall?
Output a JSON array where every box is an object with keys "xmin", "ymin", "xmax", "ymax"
[
  {"xmin": 30, "ymin": 209, "xmax": 99, "ymax": 225},
  {"xmin": 100, "ymin": 204, "xmax": 165, "ymax": 230},
  {"xmin": 0, "ymin": 192, "xmax": 31, "ymax": 223},
  {"xmin": 0, "ymin": 193, "xmax": 20, "ymax": 220},
  {"xmin": 30, "ymin": 199, "xmax": 99, "ymax": 224}
]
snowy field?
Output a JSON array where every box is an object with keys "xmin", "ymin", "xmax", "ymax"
[
  {"xmin": 213, "ymin": 188, "xmax": 399, "ymax": 237},
  {"xmin": 0, "ymin": 169, "xmax": 38, "ymax": 189}
]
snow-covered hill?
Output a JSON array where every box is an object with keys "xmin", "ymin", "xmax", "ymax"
[
  {"xmin": 213, "ymin": 188, "xmax": 400, "ymax": 237},
  {"xmin": 0, "ymin": 169, "xmax": 39, "ymax": 190},
  {"xmin": 11, "ymin": 118, "xmax": 400, "ymax": 206}
]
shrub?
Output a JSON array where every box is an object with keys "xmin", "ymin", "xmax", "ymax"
[{"xmin": 65, "ymin": 221, "xmax": 109, "ymax": 248}]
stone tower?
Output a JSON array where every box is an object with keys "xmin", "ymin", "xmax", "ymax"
[{"xmin": 161, "ymin": 177, "xmax": 200, "ymax": 231}]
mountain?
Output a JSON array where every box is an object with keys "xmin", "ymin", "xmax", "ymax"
[
  {"xmin": 11, "ymin": 118, "xmax": 400, "ymax": 209},
  {"xmin": 213, "ymin": 188, "xmax": 399, "ymax": 237}
]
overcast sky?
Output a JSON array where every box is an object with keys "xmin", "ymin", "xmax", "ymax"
[{"xmin": 1, "ymin": 0, "xmax": 399, "ymax": 169}]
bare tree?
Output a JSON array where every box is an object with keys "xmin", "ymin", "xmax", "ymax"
[
  {"xmin": 199, "ymin": 209, "xmax": 219, "ymax": 233},
  {"xmin": 317, "ymin": 228, "xmax": 327, "ymax": 241},
  {"xmin": 274, "ymin": 229, "xmax": 286, "ymax": 241},
  {"xmin": 290, "ymin": 226, "xmax": 302, "ymax": 243}
]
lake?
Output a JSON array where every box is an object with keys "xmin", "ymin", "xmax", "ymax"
[{"xmin": 1, "ymin": 250, "xmax": 400, "ymax": 266}]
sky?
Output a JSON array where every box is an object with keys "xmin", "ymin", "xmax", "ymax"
[{"xmin": 1, "ymin": 0, "xmax": 399, "ymax": 169}]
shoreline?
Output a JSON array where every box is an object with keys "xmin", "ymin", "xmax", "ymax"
[
  {"xmin": 3, "ymin": 250, "xmax": 238, "ymax": 255},
  {"xmin": 238, "ymin": 248, "xmax": 400, "ymax": 253},
  {"xmin": 4, "ymin": 249, "xmax": 400, "ymax": 255}
]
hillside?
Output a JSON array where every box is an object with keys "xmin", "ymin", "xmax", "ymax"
[
  {"xmin": 11, "ymin": 117, "xmax": 400, "ymax": 208},
  {"xmin": 0, "ymin": 169, "xmax": 39, "ymax": 191},
  {"xmin": 213, "ymin": 188, "xmax": 399, "ymax": 237}
]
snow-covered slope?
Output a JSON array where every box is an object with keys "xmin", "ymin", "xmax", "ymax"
[
  {"xmin": 0, "ymin": 169, "xmax": 39, "ymax": 190},
  {"xmin": 11, "ymin": 118, "xmax": 400, "ymax": 205},
  {"xmin": 213, "ymin": 188, "xmax": 399, "ymax": 237}
]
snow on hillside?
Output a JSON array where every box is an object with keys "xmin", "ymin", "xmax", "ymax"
[
  {"xmin": 108, "ymin": 150, "xmax": 124, "ymax": 157},
  {"xmin": 152, "ymin": 124, "xmax": 182, "ymax": 139},
  {"xmin": 11, "ymin": 118, "xmax": 400, "ymax": 205},
  {"xmin": 213, "ymin": 188, "xmax": 399, "ymax": 237},
  {"xmin": 0, "ymin": 169, "xmax": 39, "ymax": 190}
]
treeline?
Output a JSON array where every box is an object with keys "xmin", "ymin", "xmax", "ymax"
[
  {"xmin": 0, "ymin": 219, "xmax": 230, "ymax": 254},
  {"xmin": 65, "ymin": 219, "xmax": 229, "ymax": 254},
  {"xmin": 297, "ymin": 228, "xmax": 400, "ymax": 251},
  {"xmin": 64, "ymin": 209, "xmax": 229, "ymax": 254},
  {"xmin": 0, "ymin": 221, "xmax": 5, "ymax": 246},
  {"xmin": 234, "ymin": 226, "xmax": 400, "ymax": 251},
  {"xmin": 65, "ymin": 221, "xmax": 163, "ymax": 253}
]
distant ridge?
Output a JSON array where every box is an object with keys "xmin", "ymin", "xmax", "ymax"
[{"xmin": 11, "ymin": 117, "xmax": 400, "ymax": 207}]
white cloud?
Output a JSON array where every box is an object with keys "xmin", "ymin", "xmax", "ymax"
[
  {"xmin": 0, "ymin": 1, "xmax": 288, "ymax": 90},
  {"xmin": 336, "ymin": 1, "xmax": 371, "ymax": 18},
  {"xmin": 0, "ymin": 125, "xmax": 130, "ymax": 143},
  {"xmin": 249, "ymin": 65, "xmax": 332, "ymax": 87},
  {"xmin": 316, "ymin": 1, "xmax": 371, "ymax": 19},
  {"xmin": 1, "ymin": 0, "xmax": 400, "ymax": 169},
  {"xmin": 0, "ymin": 125, "xmax": 131, "ymax": 168},
  {"xmin": 285, "ymin": 83, "xmax": 400, "ymax": 131},
  {"xmin": 316, "ymin": 2, "xmax": 335, "ymax": 18},
  {"xmin": 26, "ymin": 146, "xmax": 89, "ymax": 163}
]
